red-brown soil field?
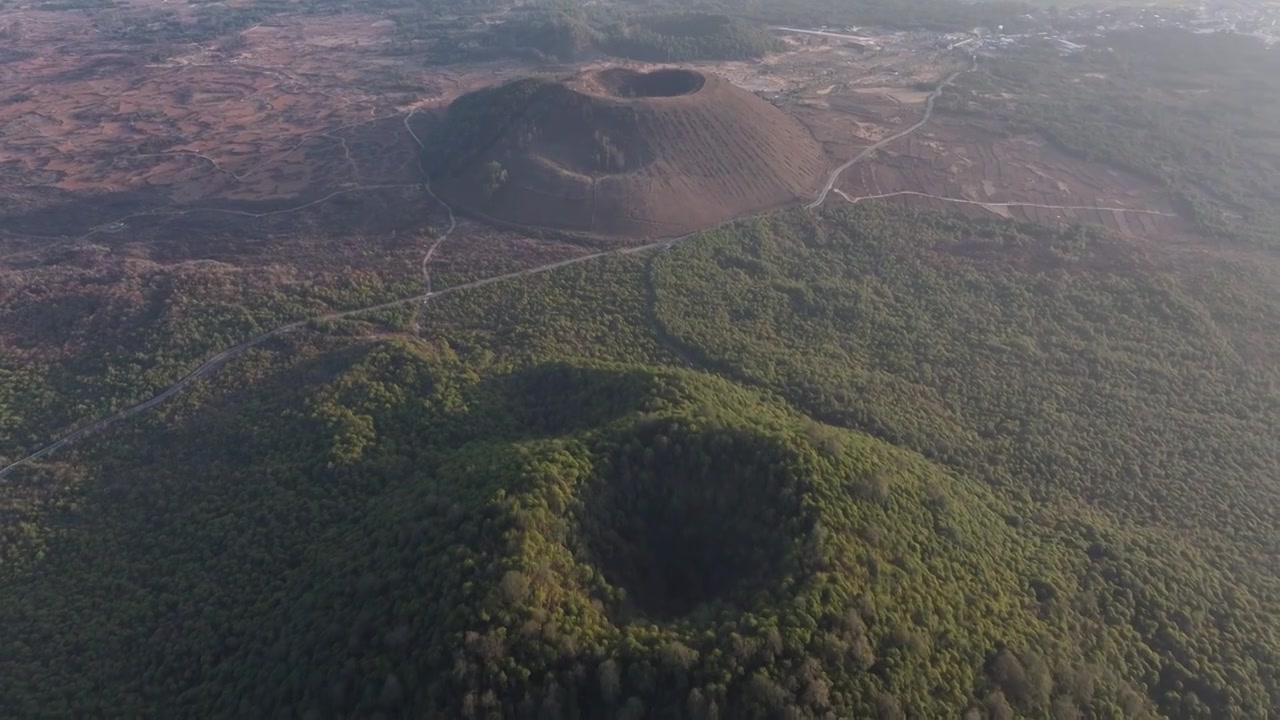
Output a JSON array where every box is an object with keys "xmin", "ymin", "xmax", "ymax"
[
  {"xmin": 0, "ymin": 9, "xmax": 1212, "ymax": 297},
  {"xmin": 0, "ymin": 9, "xmax": 440, "ymax": 267},
  {"xmin": 835, "ymin": 118, "xmax": 1191, "ymax": 238}
]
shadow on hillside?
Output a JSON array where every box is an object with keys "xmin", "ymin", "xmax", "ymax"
[{"xmin": 476, "ymin": 361, "xmax": 672, "ymax": 439}]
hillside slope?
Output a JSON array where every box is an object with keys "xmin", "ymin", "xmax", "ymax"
[
  {"xmin": 0, "ymin": 350, "xmax": 1164, "ymax": 718},
  {"xmin": 429, "ymin": 69, "xmax": 828, "ymax": 238},
  {"xmin": 1, "ymin": 206, "xmax": 1275, "ymax": 719}
]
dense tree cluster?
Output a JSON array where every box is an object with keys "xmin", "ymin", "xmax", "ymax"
[
  {"xmin": 427, "ymin": 10, "xmax": 782, "ymax": 65},
  {"xmin": 0, "ymin": 259, "xmax": 415, "ymax": 476},
  {"xmin": 479, "ymin": 12, "xmax": 603, "ymax": 63},
  {"xmin": 671, "ymin": 0, "xmax": 1038, "ymax": 33},
  {"xmin": 3, "ymin": 203, "xmax": 1275, "ymax": 717},
  {"xmin": 651, "ymin": 208, "xmax": 1280, "ymax": 551},
  {"xmin": 0, "ymin": 347, "xmax": 1169, "ymax": 718},
  {"xmin": 413, "ymin": 206, "xmax": 1278, "ymax": 717},
  {"xmin": 598, "ymin": 13, "xmax": 784, "ymax": 63},
  {"xmin": 95, "ymin": 6, "xmax": 272, "ymax": 44}
]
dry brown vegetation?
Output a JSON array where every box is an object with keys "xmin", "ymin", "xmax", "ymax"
[
  {"xmin": 0, "ymin": 6, "xmax": 547, "ymax": 275},
  {"xmin": 837, "ymin": 119, "xmax": 1191, "ymax": 238},
  {"xmin": 0, "ymin": 3, "xmax": 605, "ymax": 452},
  {"xmin": 0, "ymin": 9, "xmax": 1264, "ymax": 459}
]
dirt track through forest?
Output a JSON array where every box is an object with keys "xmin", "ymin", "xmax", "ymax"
[
  {"xmin": 807, "ymin": 53, "xmax": 976, "ymax": 209},
  {"xmin": 0, "ymin": 54, "xmax": 975, "ymax": 478},
  {"xmin": 405, "ymin": 108, "xmax": 456, "ymax": 293},
  {"xmin": 835, "ymin": 188, "xmax": 1176, "ymax": 216},
  {"xmin": 2, "ymin": 50, "xmax": 1160, "ymax": 478},
  {"xmin": 0, "ymin": 232, "xmax": 671, "ymax": 479}
]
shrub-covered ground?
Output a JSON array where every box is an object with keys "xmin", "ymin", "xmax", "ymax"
[{"xmin": 3, "ymin": 205, "xmax": 1275, "ymax": 718}]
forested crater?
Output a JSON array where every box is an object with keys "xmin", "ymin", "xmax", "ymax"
[{"xmin": 578, "ymin": 423, "xmax": 813, "ymax": 619}]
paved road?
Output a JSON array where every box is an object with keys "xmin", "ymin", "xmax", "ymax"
[{"xmin": 807, "ymin": 54, "xmax": 976, "ymax": 209}]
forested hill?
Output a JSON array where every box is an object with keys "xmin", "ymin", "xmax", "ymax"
[
  {"xmin": 2, "ymin": 206, "xmax": 1277, "ymax": 718},
  {"xmin": 428, "ymin": 11, "xmax": 783, "ymax": 64},
  {"xmin": 665, "ymin": 0, "xmax": 1038, "ymax": 33},
  {"xmin": 598, "ymin": 12, "xmax": 785, "ymax": 62}
]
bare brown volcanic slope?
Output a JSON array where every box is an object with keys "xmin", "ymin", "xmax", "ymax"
[{"xmin": 427, "ymin": 68, "xmax": 828, "ymax": 238}]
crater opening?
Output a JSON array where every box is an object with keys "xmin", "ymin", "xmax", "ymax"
[
  {"xmin": 593, "ymin": 68, "xmax": 706, "ymax": 98},
  {"xmin": 579, "ymin": 423, "xmax": 811, "ymax": 620}
]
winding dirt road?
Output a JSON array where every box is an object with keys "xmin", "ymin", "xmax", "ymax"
[
  {"xmin": 404, "ymin": 108, "xmax": 457, "ymax": 293},
  {"xmin": 0, "ymin": 51, "xmax": 995, "ymax": 479},
  {"xmin": 0, "ymin": 110, "xmax": 457, "ymax": 479},
  {"xmin": 835, "ymin": 188, "xmax": 1176, "ymax": 216},
  {"xmin": 0, "ymin": 231, "xmax": 676, "ymax": 479},
  {"xmin": 808, "ymin": 53, "xmax": 976, "ymax": 209}
]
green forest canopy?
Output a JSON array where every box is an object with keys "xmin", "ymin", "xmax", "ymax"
[
  {"xmin": 2, "ymin": 205, "xmax": 1276, "ymax": 719},
  {"xmin": 425, "ymin": 10, "xmax": 784, "ymax": 64}
]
